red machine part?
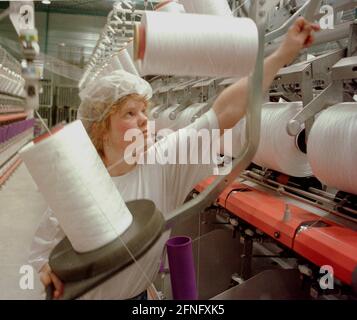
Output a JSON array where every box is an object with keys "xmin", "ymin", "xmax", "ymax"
[
  {"xmin": 294, "ymin": 226, "xmax": 357, "ymax": 286},
  {"xmin": 195, "ymin": 178, "xmax": 357, "ymax": 287}
]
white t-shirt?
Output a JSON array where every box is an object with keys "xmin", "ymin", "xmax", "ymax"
[{"xmin": 28, "ymin": 109, "xmax": 220, "ymax": 299}]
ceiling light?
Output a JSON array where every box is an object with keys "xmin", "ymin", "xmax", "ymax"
[{"xmin": 41, "ymin": 0, "xmax": 51, "ymax": 5}]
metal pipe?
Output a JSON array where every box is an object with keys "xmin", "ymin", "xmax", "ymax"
[
  {"xmin": 240, "ymin": 171, "xmax": 357, "ymax": 223},
  {"xmin": 265, "ymin": 0, "xmax": 314, "ymax": 43}
]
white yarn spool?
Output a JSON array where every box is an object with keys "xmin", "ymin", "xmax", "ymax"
[
  {"xmin": 155, "ymin": 0, "xmax": 185, "ymax": 13},
  {"xmin": 118, "ymin": 48, "xmax": 139, "ymax": 76},
  {"xmin": 241, "ymin": 102, "xmax": 312, "ymax": 177},
  {"xmin": 135, "ymin": 12, "xmax": 258, "ymax": 78},
  {"xmin": 179, "ymin": 0, "xmax": 232, "ymax": 16},
  {"xmin": 175, "ymin": 103, "xmax": 208, "ymax": 129},
  {"xmin": 149, "ymin": 103, "xmax": 208, "ymax": 132},
  {"xmin": 19, "ymin": 120, "xmax": 133, "ymax": 253},
  {"xmin": 154, "ymin": 104, "xmax": 178, "ymax": 132},
  {"xmin": 307, "ymin": 103, "xmax": 357, "ymax": 195}
]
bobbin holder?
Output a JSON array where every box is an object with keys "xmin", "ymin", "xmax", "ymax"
[{"xmin": 48, "ymin": 199, "xmax": 165, "ymax": 300}]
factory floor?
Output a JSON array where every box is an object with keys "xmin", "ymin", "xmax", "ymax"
[{"xmin": 0, "ymin": 163, "xmax": 44, "ymax": 299}]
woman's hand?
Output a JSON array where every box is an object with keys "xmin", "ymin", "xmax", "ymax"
[
  {"xmin": 39, "ymin": 263, "xmax": 64, "ymax": 299},
  {"xmin": 274, "ymin": 17, "xmax": 320, "ymax": 66}
]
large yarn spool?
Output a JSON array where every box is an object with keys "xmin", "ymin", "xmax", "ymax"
[
  {"xmin": 307, "ymin": 103, "xmax": 357, "ymax": 195},
  {"xmin": 150, "ymin": 103, "xmax": 208, "ymax": 132},
  {"xmin": 19, "ymin": 120, "xmax": 133, "ymax": 253},
  {"xmin": 149, "ymin": 105, "xmax": 172, "ymax": 131},
  {"xmin": 134, "ymin": 12, "xmax": 258, "ymax": 78},
  {"xmin": 155, "ymin": 0, "xmax": 185, "ymax": 13},
  {"xmin": 175, "ymin": 103, "xmax": 208, "ymax": 129},
  {"xmin": 240, "ymin": 102, "xmax": 312, "ymax": 177},
  {"xmin": 118, "ymin": 47, "xmax": 139, "ymax": 76},
  {"xmin": 179, "ymin": 0, "xmax": 232, "ymax": 16}
]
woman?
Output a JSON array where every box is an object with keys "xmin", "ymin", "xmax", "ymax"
[{"xmin": 29, "ymin": 17, "xmax": 319, "ymax": 299}]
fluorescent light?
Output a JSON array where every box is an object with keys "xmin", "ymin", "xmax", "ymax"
[{"xmin": 42, "ymin": 0, "xmax": 51, "ymax": 5}]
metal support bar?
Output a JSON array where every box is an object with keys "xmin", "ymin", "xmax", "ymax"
[
  {"xmin": 301, "ymin": 67, "xmax": 314, "ymax": 137},
  {"xmin": 310, "ymin": 48, "xmax": 346, "ymax": 82},
  {"xmin": 287, "ymin": 81, "xmax": 343, "ymax": 136},
  {"xmin": 273, "ymin": 63, "xmax": 311, "ymax": 86},
  {"xmin": 173, "ymin": 78, "xmax": 207, "ymax": 92},
  {"xmin": 241, "ymin": 236, "xmax": 253, "ymax": 280},
  {"xmin": 265, "ymin": 0, "xmax": 318, "ymax": 43},
  {"xmin": 331, "ymin": 56, "xmax": 357, "ymax": 80},
  {"xmin": 348, "ymin": 21, "xmax": 357, "ymax": 56},
  {"xmin": 303, "ymin": 0, "xmax": 322, "ymax": 22}
]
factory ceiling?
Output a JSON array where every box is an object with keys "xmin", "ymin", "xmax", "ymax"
[{"xmin": 0, "ymin": 0, "xmax": 160, "ymax": 17}]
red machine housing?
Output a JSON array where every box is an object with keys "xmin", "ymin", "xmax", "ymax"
[{"xmin": 195, "ymin": 177, "xmax": 357, "ymax": 287}]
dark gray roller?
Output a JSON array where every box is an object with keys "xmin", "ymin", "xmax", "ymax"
[{"xmin": 48, "ymin": 199, "xmax": 165, "ymax": 300}]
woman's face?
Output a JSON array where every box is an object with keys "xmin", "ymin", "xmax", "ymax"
[{"xmin": 106, "ymin": 98, "xmax": 148, "ymax": 154}]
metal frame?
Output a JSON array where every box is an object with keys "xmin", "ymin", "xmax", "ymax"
[
  {"xmin": 287, "ymin": 21, "xmax": 357, "ymax": 139},
  {"xmin": 270, "ymin": 48, "xmax": 346, "ymax": 137},
  {"xmin": 79, "ymin": 1, "xmax": 144, "ymax": 89}
]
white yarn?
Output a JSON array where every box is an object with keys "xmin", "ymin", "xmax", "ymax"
[
  {"xmin": 239, "ymin": 102, "xmax": 312, "ymax": 177},
  {"xmin": 150, "ymin": 103, "xmax": 208, "ymax": 132},
  {"xmin": 156, "ymin": 1, "xmax": 185, "ymax": 13},
  {"xmin": 138, "ymin": 12, "xmax": 258, "ymax": 78},
  {"xmin": 179, "ymin": 0, "xmax": 232, "ymax": 16},
  {"xmin": 307, "ymin": 103, "xmax": 357, "ymax": 195},
  {"xmin": 152, "ymin": 105, "xmax": 174, "ymax": 131},
  {"xmin": 175, "ymin": 103, "xmax": 208, "ymax": 128},
  {"xmin": 19, "ymin": 120, "xmax": 133, "ymax": 253},
  {"xmin": 118, "ymin": 48, "xmax": 139, "ymax": 76}
]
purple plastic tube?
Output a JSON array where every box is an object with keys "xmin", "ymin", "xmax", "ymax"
[
  {"xmin": 8, "ymin": 125, "xmax": 14, "ymax": 140},
  {"xmin": 166, "ymin": 236, "xmax": 198, "ymax": 300},
  {"xmin": 2, "ymin": 126, "xmax": 8, "ymax": 143},
  {"xmin": 0, "ymin": 127, "xmax": 4, "ymax": 144}
]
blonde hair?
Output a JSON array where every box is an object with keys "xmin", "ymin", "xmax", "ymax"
[{"xmin": 89, "ymin": 93, "xmax": 148, "ymax": 158}]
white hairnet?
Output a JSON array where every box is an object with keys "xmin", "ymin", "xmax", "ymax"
[{"xmin": 77, "ymin": 69, "xmax": 152, "ymax": 131}]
